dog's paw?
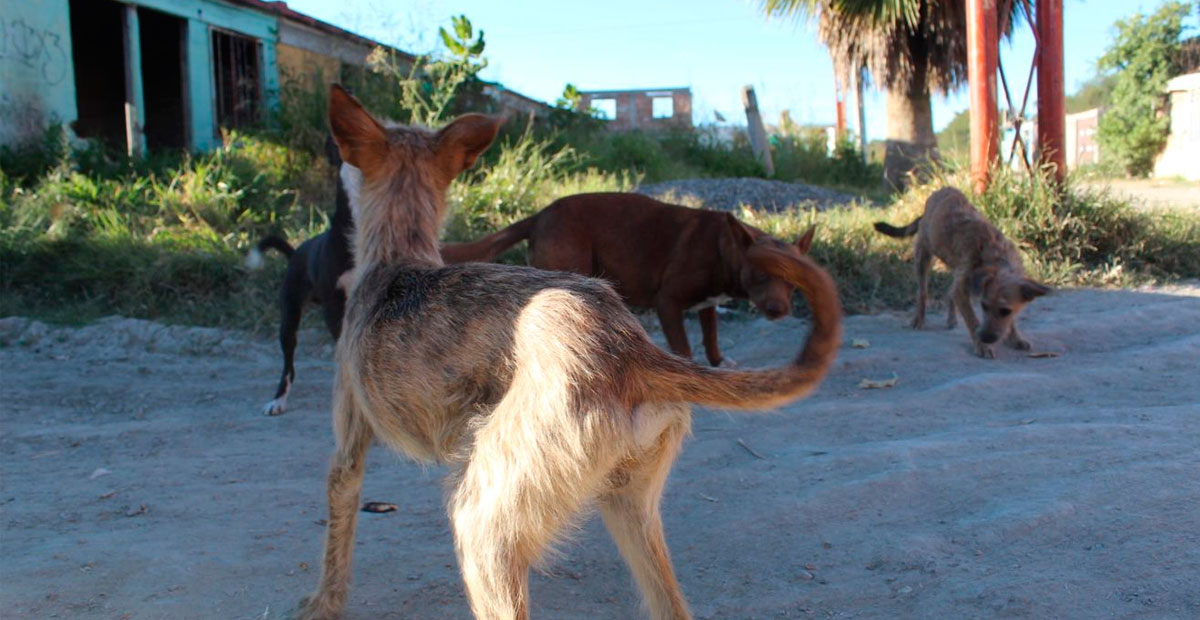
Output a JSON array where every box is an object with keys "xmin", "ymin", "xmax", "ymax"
[
  {"xmin": 1009, "ymin": 337, "xmax": 1032, "ymax": 351},
  {"xmin": 946, "ymin": 314, "xmax": 958, "ymax": 329},
  {"xmin": 976, "ymin": 342, "xmax": 996, "ymax": 359},
  {"xmin": 718, "ymin": 357, "xmax": 738, "ymax": 369},
  {"xmin": 262, "ymin": 397, "xmax": 288, "ymax": 416},
  {"xmin": 292, "ymin": 594, "xmax": 341, "ymax": 620}
]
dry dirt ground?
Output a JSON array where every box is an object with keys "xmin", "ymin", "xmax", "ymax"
[
  {"xmin": 2, "ymin": 284, "xmax": 1198, "ymax": 620},
  {"xmin": 1080, "ymin": 179, "xmax": 1200, "ymax": 211}
]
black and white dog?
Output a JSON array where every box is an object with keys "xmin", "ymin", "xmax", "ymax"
[{"xmin": 246, "ymin": 139, "xmax": 362, "ymax": 415}]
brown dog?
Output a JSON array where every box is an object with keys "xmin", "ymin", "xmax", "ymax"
[
  {"xmin": 295, "ymin": 85, "xmax": 842, "ymax": 620},
  {"xmin": 874, "ymin": 187, "xmax": 1049, "ymax": 358},
  {"xmin": 441, "ymin": 194, "xmax": 815, "ymax": 367}
]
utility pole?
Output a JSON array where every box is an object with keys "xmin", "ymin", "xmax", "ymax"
[
  {"xmin": 966, "ymin": 0, "xmax": 999, "ymax": 193},
  {"xmin": 1037, "ymin": 0, "xmax": 1066, "ymax": 183}
]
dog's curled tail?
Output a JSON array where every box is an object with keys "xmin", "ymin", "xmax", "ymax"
[
  {"xmin": 245, "ymin": 235, "xmax": 296, "ymax": 269},
  {"xmin": 873, "ymin": 217, "xmax": 921, "ymax": 238},
  {"xmin": 641, "ymin": 247, "xmax": 843, "ymax": 411},
  {"xmin": 440, "ymin": 215, "xmax": 537, "ymax": 264}
]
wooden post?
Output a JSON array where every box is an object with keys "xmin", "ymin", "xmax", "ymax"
[
  {"xmin": 122, "ymin": 4, "xmax": 146, "ymax": 156},
  {"xmin": 966, "ymin": 0, "xmax": 999, "ymax": 193},
  {"xmin": 741, "ymin": 86, "xmax": 775, "ymax": 177},
  {"xmin": 1037, "ymin": 0, "xmax": 1066, "ymax": 182}
]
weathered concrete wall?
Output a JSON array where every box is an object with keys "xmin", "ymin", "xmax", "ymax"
[
  {"xmin": 578, "ymin": 88, "xmax": 692, "ymax": 132},
  {"xmin": 0, "ymin": 0, "xmax": 77, "ymax": 145},
  {"xmin": 1154, "ymin": 73, "xmax": 1200, "ymax": 181},
  {"xmin": 277, "ymin": 42, "xmax": 341, "ymax": 93},
  {"xmin": 1065, "ymin": 108, "xmax": 1100, "ymax": 170}
]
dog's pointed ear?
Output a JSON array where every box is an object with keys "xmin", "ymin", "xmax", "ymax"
[
  {"xmin": 726, "ymin": 213, "xmax": 758, "ymax": 247},
  {"xmin": 437, "ymin": 114, "xmax": 502, "ymax": 178},
  {"xmin": 795, "ymin": 225, "xmax": 816, "ymax": 254},
  {"xmin": 970, "ymin": 266, "xmax": 997, "ymax": 295},
  {"xmin": 328, "ymin": 84, "xmax": 388, "ymax": 177},
  {"xmin": 1020, "ymin": 279, "xmax": 1051, "ymax": 301}
]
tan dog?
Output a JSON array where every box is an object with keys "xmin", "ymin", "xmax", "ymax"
[
  {"xmin": 874, "ymin": 187, "xmax": 1049, "ymax": 359},
  {"xmin": 442, "ymin": 193, "xmax": 815, "ymax": 367},
  {"xmin": 295, "ymin": 85, "xmax": 843, "ymax": 620}
]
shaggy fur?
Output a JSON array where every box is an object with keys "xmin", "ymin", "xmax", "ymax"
[
  {"xmin": 874, "ymin": 187, "xmax": 1050, "ymax": 358},
  {"xmin": 295, "ymin": 85, "xmax": 843, "ymax": 620}
]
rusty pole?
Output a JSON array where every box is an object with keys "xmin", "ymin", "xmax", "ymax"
[
  {"xmin": 966, "ymin": 0, "xmax": 999, "ymax": 193},
  {"xmin": 1037, "ymin": 0, "xmax": 1066, "ymax": 183},
  {"xmin": 834, "ymin": 75, "xmax": 847, "ymax": 140}
]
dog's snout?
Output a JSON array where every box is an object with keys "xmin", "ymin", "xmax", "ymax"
[{"xmin": 763, "ymin": 302, "xmax": 786, "ymax": 320}]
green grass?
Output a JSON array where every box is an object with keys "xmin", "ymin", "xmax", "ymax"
[
  {"xmin": 740, "ymin": 168, "xmax": 1200, "ymax": 314},
  {"xmin": 2, "ymin": 116, "xmax": 1196, "ymax": 333}
]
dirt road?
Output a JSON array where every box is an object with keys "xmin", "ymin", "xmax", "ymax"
[
  {"xmin": 2, "ymin": 284, "xmax": 1198, "ymax": 619},
  {"xmin": 1080, "ymin": 179, "xmax": 1200, "ymax": 211}
]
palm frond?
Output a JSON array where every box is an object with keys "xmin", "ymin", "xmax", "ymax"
[{"xmin": 762, "ymin": 0, "xmax": 1023, "ymax": 94}]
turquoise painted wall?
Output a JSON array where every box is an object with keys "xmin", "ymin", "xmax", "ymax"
[
  {"xmin": 0, "ymin": 0, "xmax": 78, "ymax": 145},
  {"xmin": 125, "ymin": 0, "xmax": 279, "ymax": 151},
  {"xmin": 0, "ymin": 0, "xmax": 279, "ymax": 151}
]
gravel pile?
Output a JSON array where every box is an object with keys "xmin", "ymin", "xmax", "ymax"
[{"xmin": 636, "ymin": 177, "xmax": 861, "ymax": 213}]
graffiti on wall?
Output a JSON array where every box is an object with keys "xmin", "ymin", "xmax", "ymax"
[{"xmin": 0, "ymin": 16, "xmax": 70, "ymax": 85}]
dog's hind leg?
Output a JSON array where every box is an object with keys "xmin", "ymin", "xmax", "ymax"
[
  {"xmin": 911, "ymin": 244, "xmax": 931, "ymax": 329},
  {"xmin": 265, "ymin": 262, "xmax": 310, "ymax": 416},
  {"xmin": 448, "ymin": 400, "xmax": 617, "ymax": 620},
  {"xmin": 297, "ymin": 378, "xmax": 373, "ymax": 620},
  {"xmin": 599, "ymin": 413, "xmax": 693, "ymax": 620}
]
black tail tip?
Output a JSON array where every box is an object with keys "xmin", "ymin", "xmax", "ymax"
[{"xmin": 872, "ymin": 222, "xmax": 890, "ymax": 233}]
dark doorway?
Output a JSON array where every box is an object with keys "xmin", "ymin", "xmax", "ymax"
[
  {"xmin": 139, "ymin": 8, "xmax": 188, "ymax": 150},
  {"xmin": 212, "ymin": 29, "xmax": 262, "ymax": 130},
  {"xmin": 68, "ymin": 0, "xmax": 126, "ymax": 148}
]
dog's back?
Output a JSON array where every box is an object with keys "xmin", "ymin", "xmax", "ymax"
[
  {"xmin": 524, "ymin": 194, "xmax": 734, "ymax": 306},
  {"xmin": 919, "ymin": 187, "xmax": 1019, "ymax": 271}
]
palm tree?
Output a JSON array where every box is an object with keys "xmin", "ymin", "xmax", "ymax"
[{"xmin": 762, "ymin": 0, "xmax": 1021, "ymax": 190}]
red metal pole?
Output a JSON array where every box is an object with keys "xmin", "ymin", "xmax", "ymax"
[
  {"xmin": 966, "ymin": 0, "xmax": 999, "ymax": 193},
  {"xmin": 1037, "ymin": 0, "xmax": 1066, "ymax": 183},
  {"xmin": 834, "ymin": 75, "xmax": 847, "ymax": 140}
]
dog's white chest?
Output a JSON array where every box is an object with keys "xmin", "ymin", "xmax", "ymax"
[{"xmin": 688, "ymin": 295, "xmax": 732, "ymax": 312}]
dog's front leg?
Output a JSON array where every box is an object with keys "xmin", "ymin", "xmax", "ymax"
[
  {"xmin": 1005, "ymin": 323, "xmax": 1032, "ymax": 350},
  {"xmin": 297, "ymin": 379, "xmax": 373, "ymax": 620},
  {"xmin": 599, "ymin": 415, "xmax": 694, "ymax": 620},
  {"xmin": 952, "ymin": 272, "xmax": 993, "ymax": 359},
  {"xmin": 697, "ymin": 307, "xmax": 731, "ymax": 367},
  {"xmin": 655, "ymin": 301, "xmax": 694, "ymax": 362}
]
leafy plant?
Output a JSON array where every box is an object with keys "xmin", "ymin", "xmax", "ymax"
[{"xmin": 1096, "ymin": 1, "xmax": 1193, "ymax": 177}]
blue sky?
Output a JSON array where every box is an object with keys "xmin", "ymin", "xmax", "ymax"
[{"xmin": 285, "ymin": 0, "xmax": 1196, "ymax": 139}]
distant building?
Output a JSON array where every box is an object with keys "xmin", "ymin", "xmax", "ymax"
[
  {"xmin": 0, "ymin": 0, "xmax": 545, "ymax": 152},
  {"xmin": 1065, "ymin": 108, "xmax": 1101, "ymax": 170},
  {"xmin": 577, "ymin": 87, "xmax": 692, "ymax": 131},
  {"xmin": 1154, "ymin": 72, "xmax": 1200, "ymax": 181}
]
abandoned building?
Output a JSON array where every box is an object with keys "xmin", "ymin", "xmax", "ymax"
[
  {"xmin": 577, "ymin": 87, "xmax": 692, "ymax": 131},
  {"xmin": 0, "ymin": 0, "xmax": 546, "ymax": 153}
]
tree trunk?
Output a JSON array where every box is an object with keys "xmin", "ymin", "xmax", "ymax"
[{"xmin": 883, "ymin": 77, "xmax": 940, "ymax": 191}]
